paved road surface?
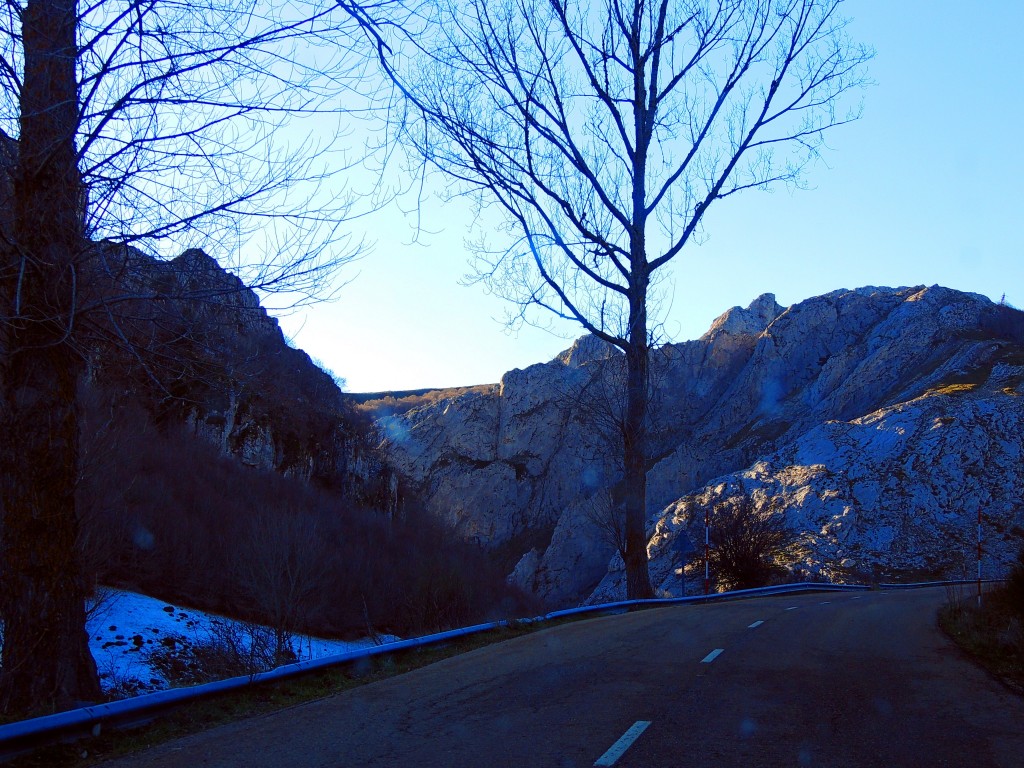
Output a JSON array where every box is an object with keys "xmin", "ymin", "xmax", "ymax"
[{"xmin": 103, "ymin": 587, "xmax": 1024, "ymax": 767}]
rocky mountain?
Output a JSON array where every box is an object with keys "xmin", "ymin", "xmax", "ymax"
[
  {"xmin": 379, "ymin": 285, "xmax": 1024, "ymax": 606},
  {"xmin": 1, "ymin": 133, "xmax": 529, "ymax": 636},
  {"xmin": 2, "ymin": 128, "xmax": 393, "ymax": 510},
  {"xmin": 81, "ymin": 244, "xmax": 393, "ymax": 508},
  {"xmin": 63, "ymin": 246, "xmax": 530, "ymax": 636}
]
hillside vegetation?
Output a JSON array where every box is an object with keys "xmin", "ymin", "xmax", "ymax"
[
  {"xmin": 77, "ymin": 382, "xmax": 535, "ymax": 638},
  {"xmin": 24, "ymin": 244, "xmax": 535, "ymax": 639}
]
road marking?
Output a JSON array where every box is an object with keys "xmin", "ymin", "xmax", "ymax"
[
  {"xmin": 748, "ymin": 620, "xmax": 764, "ymax": 628},
  {"xmin": 594, "ymin": 720, "xmax": 651, "ymax": 766},
  {"xmin": 819, "ymin": 601, "xmax": 831, "ymax": 605},
  {"xmin": 851, "ymin": 596, "xmax": 862, "ymax": 600},
  {"xmin": 785, "ymin": 606, "xmax": 799, "ymax": 611},
  {"xmin": 701, "ymin": 648, "xmax": 724, "ymax": 663}
]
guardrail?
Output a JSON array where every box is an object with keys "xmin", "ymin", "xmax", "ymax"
[
  {"xmin": 0, "ymin": 578, "xmax": 988, "ymax": 759},
  {"xmin": 878, "ymin": 579, "xmax": 1004, "ymax": 589},
  {"xmin": 543, "ymin": 580, "xmax": 871, "ymax": 622}
]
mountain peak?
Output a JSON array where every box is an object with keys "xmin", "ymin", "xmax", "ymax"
[
  {"xmin": 551, "ymin": 334, "xmax": 619, "ymax": 368},
  {"xmin": 701, "ymin": 292, "xmax": 784, "ymax": 341}
]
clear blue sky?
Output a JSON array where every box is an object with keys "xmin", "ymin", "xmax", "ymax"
[{"xmin": 276, "ymin": 1, "xmax": 1024, "ymax": 394}]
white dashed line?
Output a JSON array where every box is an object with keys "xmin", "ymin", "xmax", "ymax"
[
  {"xmin": 594, "ymin": 720, "xmax": 651, "ymax": 766},
  {"xmin": 701, "ymin": 648, "xmax": 725, "ymax": 663},
  {"xmin": 851, "ymin": 596, "xmax": 862, "ymax": 600},
  {"xmin": 748, "ymin": 621, "xmax": 764, "ymax": 629},
  {"xmin": 820, "ymin": 601, "xmax": 831, "ymax": 605},
  {"xmin": 785, "ymin": 607, "xmax": 799, "ymax": 611}
]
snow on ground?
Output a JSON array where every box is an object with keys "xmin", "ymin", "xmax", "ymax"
[{"xmin": 87, "ymin": 590, "xmax": 396, "ymax": 696}]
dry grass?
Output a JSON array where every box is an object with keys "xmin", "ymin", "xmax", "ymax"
[
  {"xmin": 352, "ymin": 384, "xmax": 497, "ymax": 419},
  {"xmin": 939, "ymin": 584, "xmax": 1024, "ymax": 694},
  {"xmin": 928, "ymin": 382, "xmax": 981, "ymax": 397}
]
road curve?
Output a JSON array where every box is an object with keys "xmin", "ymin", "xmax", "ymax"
[{"xmin": 101, "ymin": 587, "xmax": 1024, "ymax": 767}]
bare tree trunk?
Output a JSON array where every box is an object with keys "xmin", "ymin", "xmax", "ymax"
[
  {"xmin": 0, "ymin": 0, "xmax": 102, "ymax": 714},
  {"xmin": 623, "ymin": 292, "xmax": 654, "ymax": 600},
  {"xmin": 0, "ymin": 349, "xmax": 100, "ymax": 713}
]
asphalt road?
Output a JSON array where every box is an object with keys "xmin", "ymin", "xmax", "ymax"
[{"xmin": 104, "ymin": 587, "xmax": 1024, "ymax": 767}]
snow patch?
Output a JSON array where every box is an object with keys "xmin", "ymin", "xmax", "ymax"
[{"xmin": 86, "ymin": 590, "xmax": 396, "ymax": 696}]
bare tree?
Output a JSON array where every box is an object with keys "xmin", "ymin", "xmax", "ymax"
[
  {"xmin": 0, "ymin": 0, "xmax": 380, "ymax": 714},
  {"xmin": 584, "ymin": 488, "xmax": 627, "ymax": 560},
  {"xmin": 369, "ymin": 0, "xmax": 872, "ymax": 598},
  {"xmin": 234, "ymin": 510, "xmax": 332, "ymax": 666}
]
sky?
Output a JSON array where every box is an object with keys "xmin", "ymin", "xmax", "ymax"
[{"xmin": 276, "ymin": 1, "xmax": 1024, "ymax": 394}]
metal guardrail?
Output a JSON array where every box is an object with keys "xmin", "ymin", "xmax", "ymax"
[
  {"xmin": 542, "ymin": 580, "xmax": 871, "ymax": 622},
  {"xmin": 0, "ymin": 579, "xmax": 984, "ymax": 758},
  {"xmin": 878, "ymin": 578, "xmax": 1004, "ymax": 589},
  {"xmin": 0, "ymin": 619, "xmax": 512, "ymax": 758}
]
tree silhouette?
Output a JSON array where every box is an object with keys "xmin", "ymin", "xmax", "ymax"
[
  {"xmin": 369, "ymin": 0, "xmax": 872, "ymax": 598},
  {"xmin": 0, "ymin": 0, "xmax": 378, "ymax": 714},
  {"xmin": 704, "ymin": 493, "xmax": 797, "ymax": 591}
]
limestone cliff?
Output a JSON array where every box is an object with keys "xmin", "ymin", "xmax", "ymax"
[
  {"xmin": 591, "ymin": 373, "xmax": 1024, "ymax": 601},
  {"xmin": 381, "ymin": 335, "xmax": 619, "ymax": 556},
  {"xmin": 380, "ymin": 285, "xmax": 1024, "ymax": 606},
  {"xmin": 84, "ymin": 244, "xmax": 394, "ymax": 509}
]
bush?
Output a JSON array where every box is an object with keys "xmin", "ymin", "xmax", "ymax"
[
  {"xmin": 940, "ymin": 582, "xmax": 1024, "ymax": 691},
  {"xmin": 146, "ymin": 621, "xmax": 286, "ymax": 685},
  {"xmin": 704, "ymin": 493, "xmax": 798, "ymax": 591}
]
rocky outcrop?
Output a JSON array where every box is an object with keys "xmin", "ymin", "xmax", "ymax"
[
  {"xmin": 83, "ymin": 244, "xmax": 395, "ymax": 510},
  {"xmin": 381, "ymin": 286, "xmax": 1024, "ymax": 607},
  {"xmin": 644, "ymin": 286, "xmax": 1008, "ymax": 515},
  {"xmin": 382, "ymin": 336, "xmax": 621, "ymax": 553},
  {"xmin": 591, "ymin": 371, "xmax": 1024, "ymax": 601}
]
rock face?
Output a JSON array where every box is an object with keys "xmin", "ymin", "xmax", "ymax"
[
  {"xmin": 591, "ymin": 377, "xmax": 1024, "ymax": 602},
  {"xmin": 381, "ymin": 285, "xmax": 1024, "ymax": 607},
  {"xmin": 85, "ymin": 244, "xmax": 395, "ymax": 510},
  {"xmin": 1, "ymin": 129, "xmax": 395, "ymax": 511},
  {"xmin": 382, "ymin": 334, "xmax": 622, "ymax": 597}
]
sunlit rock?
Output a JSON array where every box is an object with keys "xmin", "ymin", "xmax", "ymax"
[{"xmin": 379, "ymin": 286, "xmax": 1024, "ymax": 607}]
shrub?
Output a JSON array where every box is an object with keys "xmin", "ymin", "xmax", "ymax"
[
  {"xmin": 940, "ymin": 581, "xmax": 1024, "ymax": 691},
  {"xmin": 703, "ymin": 493, "xmax": 798, "ymax": 591},
  {"xmin": 146, "ymin": 621, "xmax": 291, "ymax": 686}
]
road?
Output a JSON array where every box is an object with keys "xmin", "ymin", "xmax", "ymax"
[{"xmin": 103, "ymin": 587, "xmax": 1024, "ymax": 767}]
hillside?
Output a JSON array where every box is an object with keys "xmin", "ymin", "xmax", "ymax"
[
  {"xmin": 81, "ymin": 243, "xmax": 393, "ymax": 505},
  {"xmin": 3, "ymin": 124, "xmax": 534, "ymax": 634},
  {"xmin": 378, "ymin": 286, "xmax": 1024, "ymax": 606},
  {"xmin": 70, "ymin": 248, "xmax": 534, "ymax": 636}
]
